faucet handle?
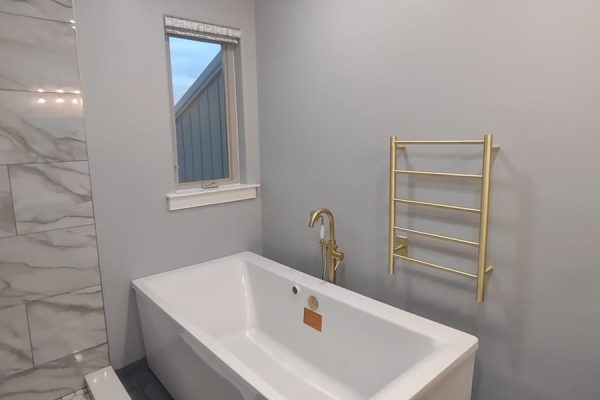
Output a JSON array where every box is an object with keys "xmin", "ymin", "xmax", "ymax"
[
  {"xmin": 333, "ymin": 253, "xmax": 344, "ymax": 271},
  {"xmin": 332, "ymin": 248, "xmax": 344, "ymax": 261}
]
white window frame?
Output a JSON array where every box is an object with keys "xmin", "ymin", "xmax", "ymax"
[
  {"xmin": 163, "ymin": 17, "xmax": 258, "ymax": 211},
  {"xmin": 164, "ymin": 19, "xmax": 240, "ymax": 188}
]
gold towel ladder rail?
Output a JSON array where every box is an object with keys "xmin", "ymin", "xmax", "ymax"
[{"xmin": 388, "ymin": 134, "xmax": 499, "ymax": 303}]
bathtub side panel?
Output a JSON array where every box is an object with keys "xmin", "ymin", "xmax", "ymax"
[
  {"xmin": 415, "ymin": 355, "xmax": 475, "ymax": 400},
  {"xmin": 135, "ymin": 292, "xmax": 261, "ymax": 400}
]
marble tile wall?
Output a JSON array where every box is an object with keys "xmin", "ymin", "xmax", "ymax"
[
  {"xmin": 0, "ymin": 1, "xmax": 109, "ymax": 398},
  {"xmin": 0, "ymin": 305, "xmax": 32, "ymax": 378},
  {"xmin": 0, "ymin": 91, "xmax": 87, "ymax": 164},
  {"xmin": 0, "ymin": 344, "xmax": 109, "ymax": 400},
  {"xmin": 10, "ymin": 162, "xmax": 94, "ymax": 234},
  {"xmin": 0, "ymin": 225, "xmax": 100, "ymax": 309},
  {"xmin": 28, "ymin": 285, "xmax": 106, "ymax": 366},
  {"xmin": 0, "ymin": 12, "xmax": 80, "ymax": 93}
]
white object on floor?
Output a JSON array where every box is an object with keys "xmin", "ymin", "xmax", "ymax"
[
  {"xmin": 133, "ymin": 252, "xmax": 478, "ymax": 400},
  {"xmin": 85, "ymin": 366, "xmax": 131, "ymax": 400}
]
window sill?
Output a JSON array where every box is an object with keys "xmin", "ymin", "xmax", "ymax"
[{"xmin": 166, "ymin": 183, "xmax": 259, "ymax": 211}]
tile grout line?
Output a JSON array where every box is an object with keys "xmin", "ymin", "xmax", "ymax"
[
  {"xmin": 2, "ymin": 160, "xmax": 90, "ymax": 167},
  {"xmin": 5, "ymin": 165, "xmax": 19, "ymax": 236},
  {"xmin": 0, "ymin": 222, "xmax": 96, "ymax": 241},
  {"xmin": 27, "ymin": 282, "xmax": 104, "ymax": 304},
  {"xmin": 0, "ymin": 341, "xmax": 109, "ymax": 384},
  {"xmin": 55, "ymin": 387, "xmax": 90, "ymax": 400},
  {"xmin": 23, "ymin": 302, "xmax": 36, "ymax": 369},
  {"xmin": 0, "ymin": 10, "xmax": 74, "ymax": 25},
  {"xmin": 3, "ymin": 163, "xmax": 92, "ymax": 238},
  {"xmin": 1, "ymin": 281, "xmax": 103, "ymax": 313}
]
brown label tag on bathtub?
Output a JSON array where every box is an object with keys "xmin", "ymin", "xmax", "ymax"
[{"xmin": 303, "ymin": 307, "xmax": 322, "ymax": 332}]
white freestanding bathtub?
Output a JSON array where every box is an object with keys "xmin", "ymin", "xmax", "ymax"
[{"xmin": 132, "ymin": 252, "xmax": 477, "ymax": 400}]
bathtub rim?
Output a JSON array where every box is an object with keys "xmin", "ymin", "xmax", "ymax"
[{"xmin": 132, "ymin": 251, "xmax": 478, "ymax": 400}]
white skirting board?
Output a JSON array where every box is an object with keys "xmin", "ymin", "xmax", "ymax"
[{"xmin": 85, "ymin": 366, "xmax": 131, "ymax": 400}]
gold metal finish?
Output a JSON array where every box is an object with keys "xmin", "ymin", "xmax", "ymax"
[
  {"xmin": 393, "ymin": 254, "xmax": 478, "ymax": 279},
  {"xmin": 394, "ymin": 139, "xmax": 499, "ymax": 151},
  {"xmin": 394, "ymin": 198, "xmax": 481, "ymax": 213},
  {"xmin": 309, "ymin": 208, "xmax": 345, "ymax": 284},
  {"xmin": 394, "ymin": 169, "xmax": 483, "ymax": 179},
  {"xmin": 388, "ymin": 137, "xmax": 397, "ymax": 274},
  {"xmin": 394, "ymin": 236, "xmax": 408, "ymax": 257},
  {"xmin": 394, "ymin": 227, "xmax": 479, "ymax": 247},
  {"xmin": 394, "ymin": 139, "xmax": 485, "ymax": 145},
  {"xmin": 388, "ymin": 133, "xmax": 498, "ymax": 303},
  {"xmin": 475, "ymin": 133, "xmax": 493, "ymax": 302}
]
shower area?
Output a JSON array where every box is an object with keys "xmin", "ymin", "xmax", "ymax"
[{"xmin": 0, "ymin": 2, "xmax": 109, "ymax": 399}]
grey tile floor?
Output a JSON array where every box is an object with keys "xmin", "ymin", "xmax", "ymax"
[{"xmin": 116, "ymin": 359, "xmax": 173, "ymax": 400}]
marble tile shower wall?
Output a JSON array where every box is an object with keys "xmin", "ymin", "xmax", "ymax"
[{"xmin": 0, "ymin": 1, "xmax": 109, "ymax": 399}]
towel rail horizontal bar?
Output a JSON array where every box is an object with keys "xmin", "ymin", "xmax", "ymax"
[
  {"xmin": 393, "ymin": 254, "xmax": 478, "ymax": 279},
  {"xmin": 394, "ymin": 198, "xmax": 481, "ymax": 213},
  {"xmin": 394, "ymin": 140, "xmax": 500, "ymax": 150},
  {"xmin": 394, "ymin": 227, "xmax": 479, "ymax": 246},
  {"xmin": 394, "ymin": 140, "xmax": 484, "ymax": 145},
  {"xmin": 394, "ymin": 169, "xmax": 483, "ymax": 178}
]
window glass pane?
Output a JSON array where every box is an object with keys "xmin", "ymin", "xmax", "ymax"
[{"xmin": 169, "ymin": 36, "xmax": 229, "ymax": 183}]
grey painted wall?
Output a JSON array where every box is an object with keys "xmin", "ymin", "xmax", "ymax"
[
  {"xmin": 255, "ymin": 1, "xmax": 600, "ymax": 399},
  {"xmin": 74, "ymin": 0, "xmax": 262, "ymax": 368}
]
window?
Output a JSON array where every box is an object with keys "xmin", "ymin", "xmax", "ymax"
[{"xmin": 164, "ymin": 17, "xmax": 240, "ymax": 186}]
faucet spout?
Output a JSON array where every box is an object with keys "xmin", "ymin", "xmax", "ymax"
[{"xmin": 308, "ymin": 208, "xmax": 335, "ymax": 240}]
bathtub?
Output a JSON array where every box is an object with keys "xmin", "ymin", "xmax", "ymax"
[{"xmin": 132, "ymin": 252, "xmax": 477, "ymax": 400}]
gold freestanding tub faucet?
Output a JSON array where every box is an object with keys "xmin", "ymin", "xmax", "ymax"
[{"xmin": 309, "ymin": 208, "xmax": 345, "ymax": 284}]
